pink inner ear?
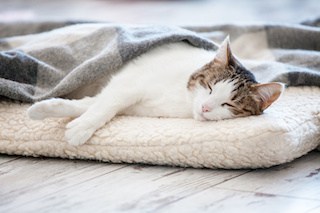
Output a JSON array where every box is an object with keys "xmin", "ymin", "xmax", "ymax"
[
  {"xmin": 213, "ymin": 36, "xmax": 232, "ymax": 67},
  {"xmin": 252, "ymin": 82, "xmax": 285, "ymax": 110}
]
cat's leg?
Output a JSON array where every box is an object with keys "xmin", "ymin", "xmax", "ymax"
[
  {"xmin": 27, "ymin": 97, "xmax": 95, "ymax": 120},
  {"xmin": 64, "ymin": 88, "xmax": 138, "ymax": 146}
]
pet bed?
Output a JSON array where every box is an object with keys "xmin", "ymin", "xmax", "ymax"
[{"xmin": 0, "ymin": 21, "xmax": 319, "ymax": 169}]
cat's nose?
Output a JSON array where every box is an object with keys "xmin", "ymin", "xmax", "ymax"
[{"xmin": 202, "ymin": 105, "xmax": 212, "ymax": 113}]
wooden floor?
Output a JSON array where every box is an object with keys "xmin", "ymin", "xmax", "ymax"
[
  {"xmin": 1, "ymin": 151, "xmax": 319, "ymax": 212},
  {"xmin": 1, "ymin": 0, "xmax": 320, "ymax": 212}
]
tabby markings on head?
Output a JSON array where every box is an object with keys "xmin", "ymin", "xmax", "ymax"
[{"xmin": 187, "ymin": 36, "xmax": 284, "ymax": 120}]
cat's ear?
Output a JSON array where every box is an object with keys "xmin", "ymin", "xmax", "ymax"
[
  {"xmin": 213, "ymin": 36, "xmax": 233, "ymax": 67},
  {"xmin": 251, "ymin": 82, "xmax": 285, "ymax": 111}
]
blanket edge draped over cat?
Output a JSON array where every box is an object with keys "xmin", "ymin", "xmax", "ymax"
[{"xmin": 0, "ymin": 21, "xmax": 320, "ymax": 102}]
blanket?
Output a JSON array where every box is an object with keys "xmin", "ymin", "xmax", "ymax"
[{"xmin": 0, "ymin": 21, "xmax": 320, "ymax": 102}]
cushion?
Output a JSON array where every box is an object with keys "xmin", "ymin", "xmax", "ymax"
[{"xmin": 0, "ymin": 86, "xmax": 319, "ymax": 169}]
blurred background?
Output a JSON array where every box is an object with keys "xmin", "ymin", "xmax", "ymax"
[{"xmin": 0, "ymin": 0, "xmax": 319, "ymax": 26}]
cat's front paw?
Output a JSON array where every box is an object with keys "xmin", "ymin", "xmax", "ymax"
[
  {"xmin": 65, "ymin": 117, "xmax": 97, "ymax": 146},
  {"xmin": 27, "ymin": 98, "xmax": 68, "ymax": 120},
  {"xmin": 27, "ymin": 101, "xmax": 52, "ymax": 120}
]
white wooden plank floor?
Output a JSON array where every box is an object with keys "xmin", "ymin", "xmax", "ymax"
[{"xmin": 1, "ymin": 151, "xmax": 319, "ymax": 213}]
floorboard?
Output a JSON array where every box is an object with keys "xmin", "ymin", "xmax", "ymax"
[
  {"xmin": 1, "ymin": 152, "xmax": 319, "ymax": 212},
  {"xmin": 216, "ymin": 152, "xmax": 320, "ymax": 200},
  {"xmin": 0, "ymin": 155, "xmax": 21, "ymax": 165},
  {"xmin": 1, "ymin": 158, "xmax": 248, "ymax": 212},
  {"xmin": 160, "ymin": 188, "xmax": 320, "ymax": 213},
  {"xmin": 0, "ymin": 157, "xmax": 127, "ymax": 209}
]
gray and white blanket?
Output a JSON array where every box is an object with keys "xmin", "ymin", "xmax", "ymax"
[{"xmin": 0, "ymin": 21, "xmax": 319, "ymax": 102}]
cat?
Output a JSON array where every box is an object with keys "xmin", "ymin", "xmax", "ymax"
[{"xmin": 28, "ymin": 37, "xmax": 284, "ymax": 146}]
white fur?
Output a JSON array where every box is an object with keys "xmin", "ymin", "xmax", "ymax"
[
  {"xmin": 193, "ymin": 80, "xmax": 236, "ymax": 121},
  {"xmin": 28, "ymin": 42, "xmax": 237, "ymax": 145}
]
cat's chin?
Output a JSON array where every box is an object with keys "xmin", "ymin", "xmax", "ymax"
[
  {"xmin": 193, "ymin": 113, "xmax": 209, "ymax": 121},
  {"xmin": 196, "ymin": 112, "xmax": 236, "ymax": 122}
]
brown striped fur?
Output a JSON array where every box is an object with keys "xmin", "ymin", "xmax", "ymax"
[{"xmin": 187, "ymin": 37, "xmax": 284, "ymax": 118}]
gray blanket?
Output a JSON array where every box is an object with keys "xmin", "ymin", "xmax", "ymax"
[{"xmin": 0, "ymin": 21, "xmax": 319, "ymax": 102}]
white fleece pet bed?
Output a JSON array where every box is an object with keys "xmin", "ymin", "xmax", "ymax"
[{"xmin": 0, "ymin": 87, "xmax": 319, "ymax": 169}]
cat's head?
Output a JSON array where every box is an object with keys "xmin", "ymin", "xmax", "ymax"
[{"xmin": 187, "ymin": 37, "xmax": 284, "ymax": 121}]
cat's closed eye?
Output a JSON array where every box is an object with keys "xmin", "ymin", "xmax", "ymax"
[
  {"xmin": 208, "ymin": 84, "xmax": 213, "ymax": 94},
  {"xmin": 221, "ymin": 103, "xmax": 234, "ymax": 107}
]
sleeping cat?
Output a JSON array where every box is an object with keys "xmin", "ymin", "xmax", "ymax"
[{"xmin": 28, "ymin": 37, "xmax": 284, "ymax": 146}]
